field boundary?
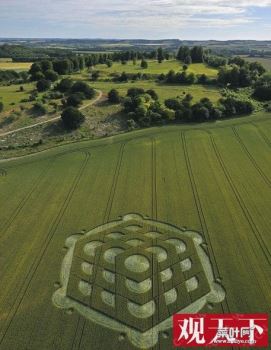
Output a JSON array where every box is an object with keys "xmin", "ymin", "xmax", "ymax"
[{"xmin": 1, "ymin": 113, "xmax": 271, "ymax": 164}]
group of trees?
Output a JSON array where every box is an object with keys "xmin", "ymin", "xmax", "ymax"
[
  {"xmin": 166, "ymin": 94, "xmax": 253, "ymax": 122},
  {"xmin": 29, "ymin": 56, "xmax": 86, "ymax": 82},
  {"xmin": 159, "ymin": 69, "xmax": 213, "ymax": 85},
  {"xmin": 253, "ymin": 73, "xmax": 271, "ymax": 101},
  {"xmin": 218, "ymin": 57, "xmax": 266, "ymax": 87},
  {"xmin": 84, "ymin": 48, "xmax": 170, "ymax": 68},
  {"xmin": 177, "ymin": 46, "xmax": 205, "ymax": 64},
  {"xmin": 121, "ymin": 88, "xmax": 175, "ymax": 127},
  {"xmin": 113, "ymin": 71, "xmax": 155, "ymax": 82},
  {"xmin": 0, "ymin": 70, "xmax": 28, "ymax": 84},
  {"xmin": 53, "ymin": 79, "xmax": 94, "ymax": 129},
  {"xmin": 29, "ymin": 60, "xmax": 59, "ymax": 81},
  {"xmin": 56, "ymin": 79, "xmax": 95, "ymax": 106},
  {"xmin": 109, "ymin": 86, "xmax": 255, "ymax": 128},
  {"xmin": 206, "ymin": 55, "xmax": 227, "ymax": 68},
  {"xmin": 165, "ymin": 95, "xmax": 223, "ymax": 122},
  {"xmin": 219, "ymin": 96, "xmax": 254, "ymax": 116},
  {"xmin": 58, "ymin": 79, "xmax": 96, "ymax": 129},
  {"xmin": 108, "ymin": 89, "xmax": 121, "ymax": 104}
]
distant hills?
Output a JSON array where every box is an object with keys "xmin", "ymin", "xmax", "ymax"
[{"xmin": 0, "ymin": 38, "xmax": 271, "ymax": 57}]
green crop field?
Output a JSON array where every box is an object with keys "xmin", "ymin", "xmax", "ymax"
[
  {"xmin": 96, "ymin": 60, "xmax": 218, "ymax": 77},
  {"xmin": 0, "ymin": 62, "xmax": 32, "ymax": 71},
  {"xmin": 0, "ymin": 112, "xmax": 270, "ymax": 350}
]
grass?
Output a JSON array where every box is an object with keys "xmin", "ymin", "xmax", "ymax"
[
  {"xmin": 95, "ymin": 60, "xmax": 218, "ymax": 78},
  {"xmin": 0, "ymin": 61, "xmax": 32, "ymax": 71},
  {"xmin": 0, "ymin": 83, "xmax": 34, "ymax": 110},
  {"xmin": 91, "ymin": 80, "xmax": 222, "ymax": 103},
  {"xmin": 0, "ymin": 114, "xmax": 271, "ymax": 349}
]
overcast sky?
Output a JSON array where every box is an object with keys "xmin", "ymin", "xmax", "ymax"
[{"xmin": 0, "ymin": 0, "xmax": 270, "ymax": 40}]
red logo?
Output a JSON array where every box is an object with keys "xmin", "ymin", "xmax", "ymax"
[{"xmin": 173, "ymin": 314, "xmax": 269, "ymax": 347}]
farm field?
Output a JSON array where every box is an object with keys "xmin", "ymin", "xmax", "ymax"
[
  {"xmin": 0, "ymin": 61, "xmax": 32, "ymax": 71},
  {"xmin": 0, "ymin": 114, "xmax": 270, "ymax": 349}
]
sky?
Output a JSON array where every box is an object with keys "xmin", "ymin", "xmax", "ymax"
[{"xmin": 0, "ymin": 0, "xmax": 270, "ymax": 40}]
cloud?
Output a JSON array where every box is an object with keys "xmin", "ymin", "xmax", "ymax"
[{"xmin": 0, "ymin": 0, "xmax": 270, "ymax": 38}]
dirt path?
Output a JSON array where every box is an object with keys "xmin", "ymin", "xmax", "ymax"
[{"xmin": 0, "ymin": 89, "xmax": 103, "ymax": 138}]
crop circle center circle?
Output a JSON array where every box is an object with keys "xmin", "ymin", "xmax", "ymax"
[{"xmin": 124, "ymin": 254, "xmax": 150, "ymax": 273}]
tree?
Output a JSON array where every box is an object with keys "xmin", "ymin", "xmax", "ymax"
[
  {"xmin": 157, "ymin": 48, "xmax": 164, "ymax": 63},
  {"xmin": 106, "ymin": 60, "xmax": 113, "ymax": 68},
  {"xmin": 40, "ymin": 60, "xmax": 53, "ymax": 72},
  {"xmin": 184, "ymin": 56, "xmax": 192, "ymax": 65},
  {"xmin": 165, "ymin": 98, "xmax": 182, "ymax": 111},
  {"xmin": 66, "ymin": 93, "xmax": 83, "ymax": 107},
  {"xmin": 229, "ymin": 56, "xmax": 246, "ymax": 67},
  {"xmin": 44, "ymin": 70, "xmax": 59, "ymax": 82},
  {"xmin": 108, "ymin": 89, "xmax": 121, "ymax": 104},
  {"xmin": 29, "ymin": 62, "xmax": 42, "ymax": 77},
  {"xmin": 177, "ymin": 46, "xmax": 190, "ymax": 61},
  {"xmin": 190, "ymin": 46, "xmax": 204, "ymax": 63},
  {"xmin": 198, "ymin": 74, "xmax": 208, "ymax": 84},
  {"xmin": 71, "ymin": 81, "xmax": 95, "ymax": 99},
  {"xmin": 0, "ymin": 101, "xmax": 3, "ymax": 112},
  {"xmin": 192, "ymin": 104, "xmax": 210, "ymax": 121},
  {"xmin": 146, "ymin": 89, "xmax": 158, "ymax": 101},
  {"xmin": 249, "ymin": 61, "xmax": 265, "ymax": 75},
  {"xmin": 91, "ymin": 71, "xmax": 100, "ymax": 81},
  {"xmin": 127, "ymin": 88, "xmax": 145, "ymax": 97},
  {"xmin": 118, "ymin": 72, "xmax": 128, "ymax": 82},
  {"xmin": 61, "ymin": 107, "xmax": 85, "ymax": 130},
  {"xmin": 141, "ymin": 60, "xmax": 148, "ymax": 69},
  {"xmin": 166, "ymin": 70, "xmax": 176, "ymax": 83},
  {"xmin": 36, "ymin": 79, "xmax": 51, "ymax": 92},
  {"xmin": 32, "ymin": 102, "xmax": 47, "ymax": 116},
  {"xmin": 53, "ymin": 59, "xmax": 72, "ymax": 75},
  {"xmin": 206, "ymin": 55, "xmax": 227, "ymax": 68},
  {"xmin": 56, "ymin": 78, "xmax": 73, "ymax": 93},
  {"xmin": 79, "ymin": 56, "xmax": 85, "ymax": 70},
  {"xmin": 32, "ymin": 71, "xmax": 45, "ymax": 81},
  {"xmin": 253, "ymin": 86, "xmax": 271, "ymax": 101}
]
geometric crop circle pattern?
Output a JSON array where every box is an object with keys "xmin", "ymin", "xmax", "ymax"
[{"xmin": 52, "ymin": 214, "xmax": 225, "ymax": 349}]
